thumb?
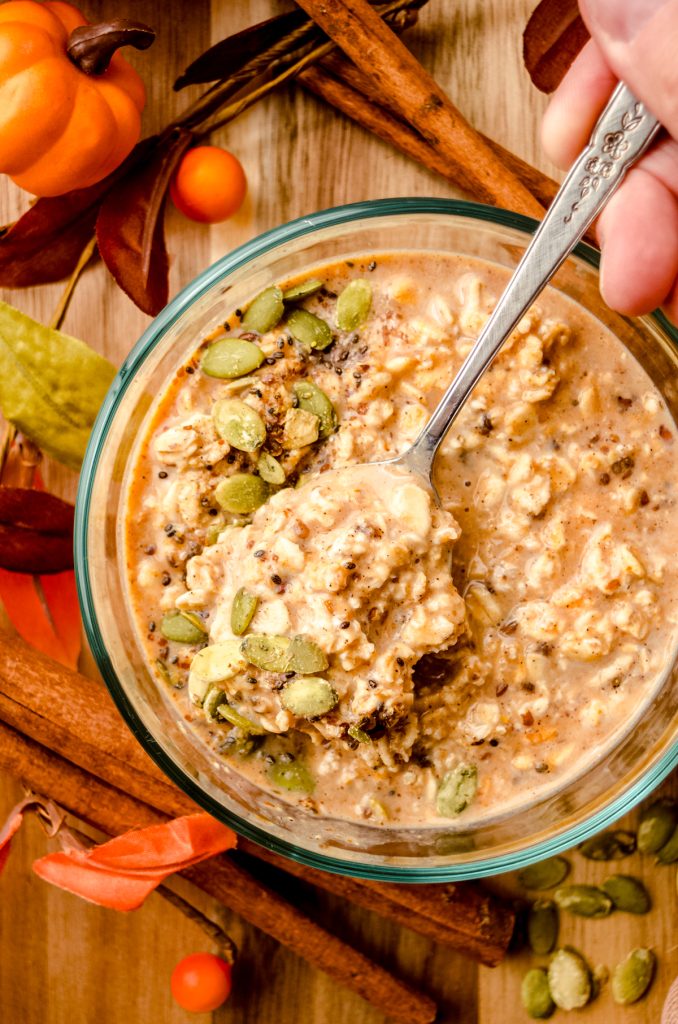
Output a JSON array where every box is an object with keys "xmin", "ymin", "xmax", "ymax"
[{"xmin": 580, "ymin": 0, "xmax": 678, "ymax": 138}]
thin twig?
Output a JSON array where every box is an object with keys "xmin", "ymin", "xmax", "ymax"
[
  {"xmin": 156, "ymin": 886, "xmax": 238, "ymax": 964},
  {"xmin": 49, "ymin": 235, "xmax": 97, "ymax": 331}
]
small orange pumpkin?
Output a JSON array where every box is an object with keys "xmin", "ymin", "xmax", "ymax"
[{"xmin": 0, "ymin": 1, "xmax": 154, "ymax": 197}]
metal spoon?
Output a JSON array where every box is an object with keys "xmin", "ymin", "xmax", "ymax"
[{"xmin": 381, "ymin": 83, "xmax": 661, "ymax": 498}]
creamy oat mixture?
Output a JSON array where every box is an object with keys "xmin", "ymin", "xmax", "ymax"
[{"xmin": 124, "ymin": 253, "xmax": 678, "ymax": 826}]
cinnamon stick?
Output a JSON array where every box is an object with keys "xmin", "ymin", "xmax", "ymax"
[
  {"xmin": 0, "ymin": 719, "xmax": 436, "ymax": 1024},
  {"xmin": 300, "ymin": 62, "xmax": 559, "ymax": 208},
  {"xmin": 0, "ymin": 633, "xmax": 514, "ymax": 965},
  {"xmin": 294, "ymin": 0, "xmax": 544, "ymax": 217}
]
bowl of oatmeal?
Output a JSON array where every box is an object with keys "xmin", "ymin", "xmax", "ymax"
[{"xmin": 75, "ymin": 199, "xmax": 678, "ymax": 880}]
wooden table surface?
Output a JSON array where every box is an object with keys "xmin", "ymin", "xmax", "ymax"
[{"xmin": 0, "ymin": 1, "xmax": 676, "ymax": 1022}]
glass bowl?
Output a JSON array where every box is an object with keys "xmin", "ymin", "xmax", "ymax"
[{"xmin": 75, "ymin": 198, "xmax": 678, "ymax": 881}]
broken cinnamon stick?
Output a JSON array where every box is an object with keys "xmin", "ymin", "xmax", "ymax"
[
  {"xmin": 0, "ymin": 633, "xmax": 514, "ymax": 965},
  {"xmin": 295, "ymin": 0, "xmax": 544, "ymax": 217},
  {"xmin": 300, "ymin": 62, "xmax": 559, "ymax": 208},
  {"xmin": 0, "ymin": 718, "xmax": 437, "ymax": 1024}
]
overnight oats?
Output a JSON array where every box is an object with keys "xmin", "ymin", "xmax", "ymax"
[{"xmin": 123, "ymin": 253, "xmax": 678, "ymax": 827}]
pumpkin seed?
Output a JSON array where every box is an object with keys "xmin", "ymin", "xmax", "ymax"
[
  {"xmin": 436, "ymin": 764, "xmax": 478, "ymax": 817},
  {"xmin": 241, "ymin": 285, "xmax": 284, "ymax": 333},
  {"xmin": 203, "ymin": 684, "xmax": 228, "ymax": 723},
  {"xmin": 637, "ymin": 799, "xmax": 677, "ymax": 853},
  {"xmin": 219, "ymin": 730, "xmax": 263, "ymax": 758},
  {"xmin": 554, "ymin": 884, "xmax": 613, "ymax": 918},
  {"xmin": 241, "ymin": 633, "xmax": 291, "ymax": 672},
  {"xmin": 230, "ymin": 588, "xmax": 258, "ymax": 637},
  {"xmin": 347, "ymin": 725, "xmax": 371, "ymax": 744},
  {"xmin": 281, "ymin": 676, "xmax": 337, "ymax": 718},
  {"xmin": 527, "ymin": 899, "xmax": 558, "ymax": 955},
  {"xmin": 287, "ymin": 308, "xmax": 333, "ymax": 350},
  {"xmin": 293, "ymin": 380, "xmax": 337, "ymax": 438},
  {"xmin": 336, "ymin": 279, "xmax": 372, "ymax": 330},
  {"xmin": 601, "ymin": 874, "xmax": 650, "ymax": 914},
  {"xmin": 257, "ymin": 451, "xmax": 285, "ymax": 485},
  {"xmin": 521, "ymin": 968, "xmax": 555, "ymax": 1020},
  {"xmin": 201, "ymin": 338, "xmax": 265, "ymax": 378},
  {"xmin": 214, "ymin": 473, "xmax": 269, "ymax": 514},
  {"xmin": 282, "ymin": 277, "xmax": 324, "ymax": 302},
  {"xmin": 212, "ymin": 398, "xmax": 266, "ymax": 452},
  {"xmin": 267, "ymin": 759, "xmax": 314, "ymax": 794},
  {"xmin": 283, "ymin": 406, "xmax": 320, "ymax": 449},
  {"xmin": 518, "ymin": 856, "xmax": 570, "ymax": 890},
  {"xmin": 160, "ymin": 610, "xmax": 207, "ymax": 644},
  {"xmin": 286, "ymin": 635, "xmax": 329, "ymax": 674},
  {"xmin": 611, "ymin": 948, "xmax": 655, "ymax": 1005},
  {"xmin": 217, "ymin": 703, "xmax": 268, "ymax": 735},
  {"xmin": 548, "ymin": 948, "xmax": 591, "ymax": 1011},
  {"xmin": 188, "ymin": 640, "xmax": 247, "ymax": 704},
  {"xmin": 656, "ymin": 823, "xmax": 678, "ymax": 864},
  {"xmin": 580, "ymin": 830, "xmax": 637, "ymax": 861}
]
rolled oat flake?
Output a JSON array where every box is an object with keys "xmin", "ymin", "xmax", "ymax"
[
  {"xmin": 612, "ymin": 948, "xmax": 656, "ymax": 1005},
  {"xmin": 548, "ymin": 948, "xmax": 592, "ymax": 1010}
]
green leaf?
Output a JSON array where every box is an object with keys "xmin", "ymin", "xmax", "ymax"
[{"xmin": 0, "ymin": 301, "xmax": 116, "ymax": 471}]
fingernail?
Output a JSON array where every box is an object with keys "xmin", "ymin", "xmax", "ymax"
[{"xmin": 582, "ymin": 0, "xmax": 669, "ymax": 41}]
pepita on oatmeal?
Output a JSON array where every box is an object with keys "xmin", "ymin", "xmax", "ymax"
[{"xmin": 124, "ymin": 252, "xmax": 678, "ymax": 826}]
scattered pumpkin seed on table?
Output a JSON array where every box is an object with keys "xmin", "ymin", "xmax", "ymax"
[
  {"xmin": 201, "ymin": 338, "xmax": 264, "ymax": 378},
  {"xmin": 580, "ymin": 829, "xmax": 637, "ymax": 860},
  {"xmin": 230, "ymin": 588, "xmax": 258, "ymax": 636},
  {"xmin": 656, "ymin": 822, "xmax": 678, "ymax": 863},
  {"xmin": 257, "ymin": 451, "xmax": 285, "ymax": 485},
  {"xmin": 282, "ymin": 278, "xmax": 324, "ymax": 302},
  {"xmin": 436, "ymin": 764, "xmax": 477, "ymax": 817},
  {"xmin": 212, "ymin": 398, "xmax": 266, "ymax": 452},
  {"xmin": 518, "ymin": 856, "xmax": 569, "ymax": 890},
  {"xmin": 527, "ymin": 899, "xmax": 559, "ymax": 955},
  {"xmin": 241, "ymin": 285, "xmax": 284, "ymax": 333},
  {"xmin": 293, "ymin": 380, "xmax": 337, "ymax": 438},
  {"xmin": 521, "ymin": 967, "xmax": 555, "ymax": 1020},
  {"xmin": 159, "ymin": 610, "xmax": 207, "ymax": 644},
  {"xmin": 637, "ymin": 799, "xmax": 677, "ymax": 852},
  {"xmin": 281, "ymin": 677, "xmax": 337, "ymax": 718},
  {"xmin": 553, "ymin": 883, "xmax": 613, "ymax": 918},
  {"xmin": 336, "ymin": 278, "xmax": 372, "ymax": 330},
  {"xmin": 286, "ymin": 308, "xmax": 333, "ymax": 350},
  {"xmin": 548, "ymin": 948, "xmax": 592, "ymax": 1011},
  {"xmin": 214, "ymin": 473, "xmax": 269, "ymax": 514},
  {"xmin": 601, "ymin": 874, "xmax": 651, "ymax": 914},
  {"xmin": 611, "ymin": 948, "xmax": 656, "ymax": 1005}
]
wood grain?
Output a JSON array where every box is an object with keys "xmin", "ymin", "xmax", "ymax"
[{"xmin": 0, "ymin": 1, "xmax": 675, "ymax": 1023}]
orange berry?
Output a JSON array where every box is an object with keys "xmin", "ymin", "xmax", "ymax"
[
  {"xmin": 170, "ymin": 952, "xmax": 232, "ymax": 1013},
  {"xmin": 170, "ymin": 145, "xmax": 247, "ymax": 224}
]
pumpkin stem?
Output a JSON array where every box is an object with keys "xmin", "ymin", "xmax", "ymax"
[{"xmin": 67, "ymin": 20, "xmax": 155, "ymax": 76}]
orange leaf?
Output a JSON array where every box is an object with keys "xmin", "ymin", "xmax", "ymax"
[
  {"xmin": 0, "ymin": 568, "xmax": 70, "ymax": 667},
  {"xmin": 40, "ymin": 571, "xmax": 81, "ymax": 669},
  {"xmin": 33, "ymin": 813, "xmax": 237, "ymax": 911},
  {"xmin": 0, "ymin": 807, "xmax": 24, "ymax": 874}
]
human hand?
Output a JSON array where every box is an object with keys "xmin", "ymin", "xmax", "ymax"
[{"xmin": 542, "ymin": 0, "xmax": 678, "ymax": 323}]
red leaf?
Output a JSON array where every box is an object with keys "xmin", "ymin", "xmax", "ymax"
[
  {"xmin": 40, "ymin": 571, "xmax": 81, "ymax": 669},
  {"xmin": 0, "ymin": 137, "xmax": 158, "ymax": 289},
  {"xmin": 96, "ymin": 129, "xmax": 195, "ymax": 316},
  {"xmin": 0, "ymin": 807, "xmax": 24, "ymax": 875},
  {"xmin": 33, "ymin": 813, "xmax": 237, "ymax": 911},
  {"xmin": 523, "ymin": 0, "xmax": 590, "ymax": 94},
  {"xmin": 0, "ymin": 487, "xmax": 74, "ymax": 574}
]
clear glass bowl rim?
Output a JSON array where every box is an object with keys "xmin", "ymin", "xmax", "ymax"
[{"xmin": 75, "ymin": 197, "xmax": 678, "ymax": 881}]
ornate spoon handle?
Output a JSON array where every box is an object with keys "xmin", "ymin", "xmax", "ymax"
[{"xmin": 403, "ymin": 83, "xmax": 661, "ymax": 482}]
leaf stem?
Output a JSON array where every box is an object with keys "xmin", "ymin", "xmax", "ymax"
[
  {"xmin": 156, "ymin": 885, "xmax": 238, "ymax": 964},
  {"xmin": 49, "ymin": 236, "xmax": 98, "ymax": 331}
]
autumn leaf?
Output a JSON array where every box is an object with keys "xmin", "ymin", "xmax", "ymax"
[
  {"xmin": 0, "ymin": 301, "xmax": 116, "ymax": 470},
  {"xmin": 96, "ymin": 129, "xmax": 194, "ymax": 316},
  {"xmin": 0, "ymin": 487, "xmax": 74, "ymax": 574}
]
